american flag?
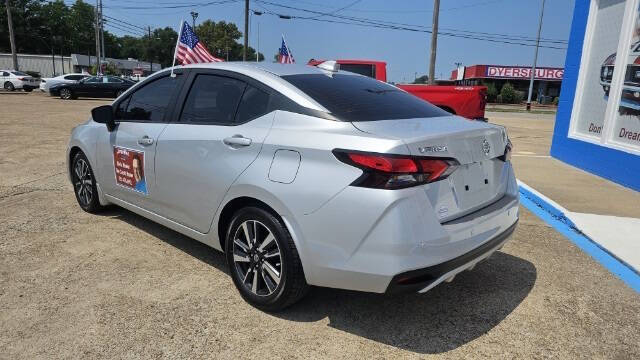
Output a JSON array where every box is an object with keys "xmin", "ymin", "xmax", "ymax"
[
  {"xmin": 279, "ymin": 36, "xmax": 295, "ymax": 64},
  {"xmin": 176, "ymin": 22, "xmax": 223, "ymax": 64}
]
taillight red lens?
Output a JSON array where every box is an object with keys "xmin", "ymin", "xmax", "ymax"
[
  {"xmin": 417, "ymin": 159, "xmax": 450, "ymax": 181},
  {"xmin": 348, "ymin": 153, "xmax": 418, "ymax": 173},
  {"xmin": 18, "ymin": 77, "xmax": 25, "ymax": 80},
  {"xmin": 335, "ymin": 150, "xmax": 458, "ymax": 189}
]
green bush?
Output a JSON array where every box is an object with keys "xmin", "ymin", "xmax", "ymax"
[
  {"xmin": 496, "ymin": 94, "xmax": 503, "ymax": 104},
  {"xmin": 485, "ymin": 82, "xmax": 498, "ymax": 103},
  {"xmin": 514, "ymin": 90, "xmax": 524, "ymax": 104},
  {"xmin": 552, "ymin": 97, "xmax": 559, "ymax": 106},
  {"xmin": 500, "ymin": 82, "xmax": 520, "ymax": 104}
]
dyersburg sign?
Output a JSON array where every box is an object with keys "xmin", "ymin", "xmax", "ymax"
[{"xmin": 486, "ymin": 66, "xmax": 564, "ymax": 80}]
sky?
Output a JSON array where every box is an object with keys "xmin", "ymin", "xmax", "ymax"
[{"xmin": 99, "ymin": 0, "xmax": 576, "ymax": 83}]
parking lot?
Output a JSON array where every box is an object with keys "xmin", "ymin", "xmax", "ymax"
[{"xmin": 1, "ymin": 92, "xmax": 639, "ymax": 359}]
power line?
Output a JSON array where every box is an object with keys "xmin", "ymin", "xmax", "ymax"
[
  {"xmin": 103, "ymin": 14, "xmax": 147, "ymax": 32},
  {"xmin": 254, "ymin": 0, "xmax": 567, "ymax": 50},
  {"xmin": 102, "ymin": 0, "xmax": 241, "ymax": 10}
]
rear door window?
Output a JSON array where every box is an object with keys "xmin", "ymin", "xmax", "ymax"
[
  {"xmin": 236, "ymin": 85, "xmax": 272, "ymax": 123},
  {"xmin": 282, "ymin": 73, "xmax": 448, "ymax": 122},
  {"xmin": 179, "ymin": 74, "xmax": 246, "ymax": 125}
]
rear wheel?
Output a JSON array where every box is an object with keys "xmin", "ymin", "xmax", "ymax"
[
  {"xmin": 23, "ymin": 88, "xmax": 33, "ymax": 92},
  {"xmin": 60, "ymin": 88, "xmax": 74, "ymax": 100},
  {"xmin": 115, "ymin": 90, "xmax": 124, "ymax": 97},
  {"xmin": 4, "ymin": 82, "xmax": 14, "ymax": 91},
  {"xmin": 225, "ymin": 207, "xmax": 308, "ymax": 311},
  {"xmin": 71, "ymin": 152, "xmax": 103, "ymax": 213}
]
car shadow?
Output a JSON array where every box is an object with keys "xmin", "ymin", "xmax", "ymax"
[{"xmin": 99, "ymin": 207, "xmax": 536, "ymax": 354}]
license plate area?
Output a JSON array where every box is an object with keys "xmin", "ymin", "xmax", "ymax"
[{"xmin": 450, "ymin": 161, "xmax": 493, "ymax": 210}]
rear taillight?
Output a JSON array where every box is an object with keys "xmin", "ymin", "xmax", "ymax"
[
  {"xmin": 499, "ymin": 139, "xmax": 513, "ymax": 162},
  {"xmin": 18, "ymin": 77, "xmax": 25, "ymax": 80},
  {"xmin": 334, "ymin": 150, "xmax": 458, "ymax": 189}
]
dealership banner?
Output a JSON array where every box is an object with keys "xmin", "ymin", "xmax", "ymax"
[{"xmin": 486, "ymin": 66, "xmax": 564, "ymax": 80}]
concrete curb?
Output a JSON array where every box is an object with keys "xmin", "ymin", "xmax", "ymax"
[{"xmin": 517, "ymin": 180, "xmax": 640, "ymax": 292}]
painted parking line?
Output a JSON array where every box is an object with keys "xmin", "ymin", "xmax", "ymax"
[
  {"xmin": 517, "ymin": 180, "xmax": 640, "ymax": 293},
  {"xmin": 512, "ymin": 155, "xmax": 552, "ymax": 158}
]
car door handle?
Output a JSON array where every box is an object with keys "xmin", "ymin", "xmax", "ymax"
[
  {"xmin": 137, "ymin": 136, "xmax": 154, "ymax": 146},
  {"xmin": 223, "ymin": 135, "xmax": 252, "ymax": 147}
]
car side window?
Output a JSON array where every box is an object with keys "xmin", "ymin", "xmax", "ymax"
[
  {"xmin": 179, "ymin": 74, "xmax": 246, "ymax": 125},
  {"xmin": 86, "ymin": 77, "xmax": 101, "ymax": 83},
  {"xmin": 236, "ymin": 85, "xmax": 272, "ymax": 123},
  {"xmin": 108, "ymin": 77, "xmax": 124, "ymax": 83},
  {"xmin": 2, "ymin": 72, "xmax": 9, "ymax": 76},
  {"xmin": 65, "ymin": 75, "xmax": 82, "ymax": 80},
  {"xmin": 120, "ymin": 76, "xmax": 180, "ymax": 122}
]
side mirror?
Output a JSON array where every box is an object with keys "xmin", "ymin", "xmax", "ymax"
[{"xmin": 91, "ymin": 105, "xmax": 116, "ymax": 132}]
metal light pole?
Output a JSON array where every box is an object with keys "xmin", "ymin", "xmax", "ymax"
[
  {"xmin": 5, "ymin": 0, "xmax": 18, "ymax": 70},
  {"xmin": 190, "ymin": 11, "xmax": 198, "ymax": 29},
  {"xmin": 527, "ymin": 0, "xmax": 546, "ymax": 111},
  {"xmin": 428, "ymin": 0, "xmax": 440, "ymax": 85}
]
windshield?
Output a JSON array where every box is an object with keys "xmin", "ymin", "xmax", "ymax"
[{"xmin": 282, "ymin": 73, "xmax": 449, "ymax": 122}]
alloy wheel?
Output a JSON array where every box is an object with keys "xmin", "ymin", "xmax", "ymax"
[
  {"xmin": 73, "ymin": 158, "xmax": 93, "ymax": 207},
  {"xmin": 232, "ymin": 220, "xmax": 282, "ymax": 296},
  {"xmin": 61, "ymin": 88, "xmax": 71, "ymax": 99}
]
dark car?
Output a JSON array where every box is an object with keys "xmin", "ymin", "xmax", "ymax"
[{"xmin": 50, "ymin": 75, "xmax": 135, "ymax": 100}]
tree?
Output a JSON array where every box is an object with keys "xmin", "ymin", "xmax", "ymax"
[{"xmin": 195, "ymin": 19, "xmax": 263, "ymax": 62}]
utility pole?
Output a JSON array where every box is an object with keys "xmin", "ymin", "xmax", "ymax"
[
  {"xmin": 95, "ymin": 0, "xmax": 101, "ymax": 75},
  {"xmin": 190, "ymin": 11, "xmax": 198, "ymax": 29},
  {"xmin": 526, "ymin": 0, "xmax": 546, "ymax": 111},
  {"xmin": 428, "ymin": 0, "xmax": 440, "ymax": 85},
  {"xmin": 148, "ymin": 26, "xmax": 154, "ymax": 74},
  {"xmin": 100, "ymin": 0, "xmax": 105, "ymax": 66},
  {"xmin": 243, "ymin": 0, "xmax": 249, "ymax": 61},
  {"xmin": 256, "ymin": 20, "xmax": 259, "ymax": 62},
  {"xmin": 5, "ymin": 0, "xmax": 18, "ymax": 70}
]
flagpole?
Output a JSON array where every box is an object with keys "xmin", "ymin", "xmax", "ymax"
[{"xmin": 170, "ymin": 20, "xmax": 184, "ymax": 78}]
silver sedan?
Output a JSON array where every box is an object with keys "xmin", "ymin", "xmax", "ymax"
[{"xmin": 67, "ymin": 62, "xmax": 518, "ymax": 311}]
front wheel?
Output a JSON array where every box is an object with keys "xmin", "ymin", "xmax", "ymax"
[
  {"xmin": 115, "ymin": 90, "xmax": 124, "ymax": 97},
  {"xmin": 71, "ymin": 152, "xmax": 103, "ymax": 213},
  {"xmin": 225, "ymin": 207, "xmax": 308, "ymax": 311},
  {"xmin": 4, "ymin": 82, "xmax": 15, "ymax": 91}
]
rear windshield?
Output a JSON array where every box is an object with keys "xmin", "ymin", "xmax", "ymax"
[
  {"xmin": 282, "ymin": 73, "xmax": 448, "ymax": 122},
  {"xmin": 11, "ymin": 71, "xmax": 29, "ymax": 76}
]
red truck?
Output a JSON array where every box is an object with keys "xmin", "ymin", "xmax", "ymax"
[{"xmin": 308, "ymin": 59, "xmax": 487, "ymax": 120}]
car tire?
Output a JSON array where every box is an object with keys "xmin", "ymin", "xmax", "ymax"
[
  {"xmin": 71, "ymin": 151, "xmax": 104, "ymax": 214},
  {"xmin": 24, "ymin": 88, "xmax": 33, "ymax": 92},
  {"xmin": 4, "ymin": 82, "xmax": 14, "ymax": 91},
  {"xmin": 225, "ymin": 206, "xmax": 309, "ymax": 311},
  {"xmin": 115, "ymin": 90, "xmax": 124, "ymax": 97},
  {"xmin": 60, "ymin": 88, "xmax": 74, "ymax": 100}
]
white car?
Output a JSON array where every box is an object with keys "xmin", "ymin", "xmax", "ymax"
[
  {"xmin": 67, "ymin": 62, "xmax": 518, "ymax": 311},
  {"xmin": 1, "ymin": 70, "xmax": 40, "ymax": 92},
  {"xmin": 40, "ymin": 73, "xmax": 89, "ymax": 94}
]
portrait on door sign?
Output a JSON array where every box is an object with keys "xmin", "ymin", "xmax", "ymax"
[{"xmin": 113, "ymin": 146, "xmax": 147, "ymax": 195}]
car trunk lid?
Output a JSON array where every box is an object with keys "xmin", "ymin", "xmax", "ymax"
[{"xmin": 351, "ymin": 116, "xmax": 509, "ymax": 222}]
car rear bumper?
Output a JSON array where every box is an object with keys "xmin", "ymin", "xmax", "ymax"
[
  {"xmin": 295, "ymin": 162, "xmax": 519, "ymax": 293},
  {"xmin": 385, "ymin": 220, "xmax": 517, "ymax": 294}
]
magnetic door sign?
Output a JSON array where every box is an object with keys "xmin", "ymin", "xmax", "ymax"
[{"xmin": 113, "ymin": 146, "xmax": 147, "ymax": 194}]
